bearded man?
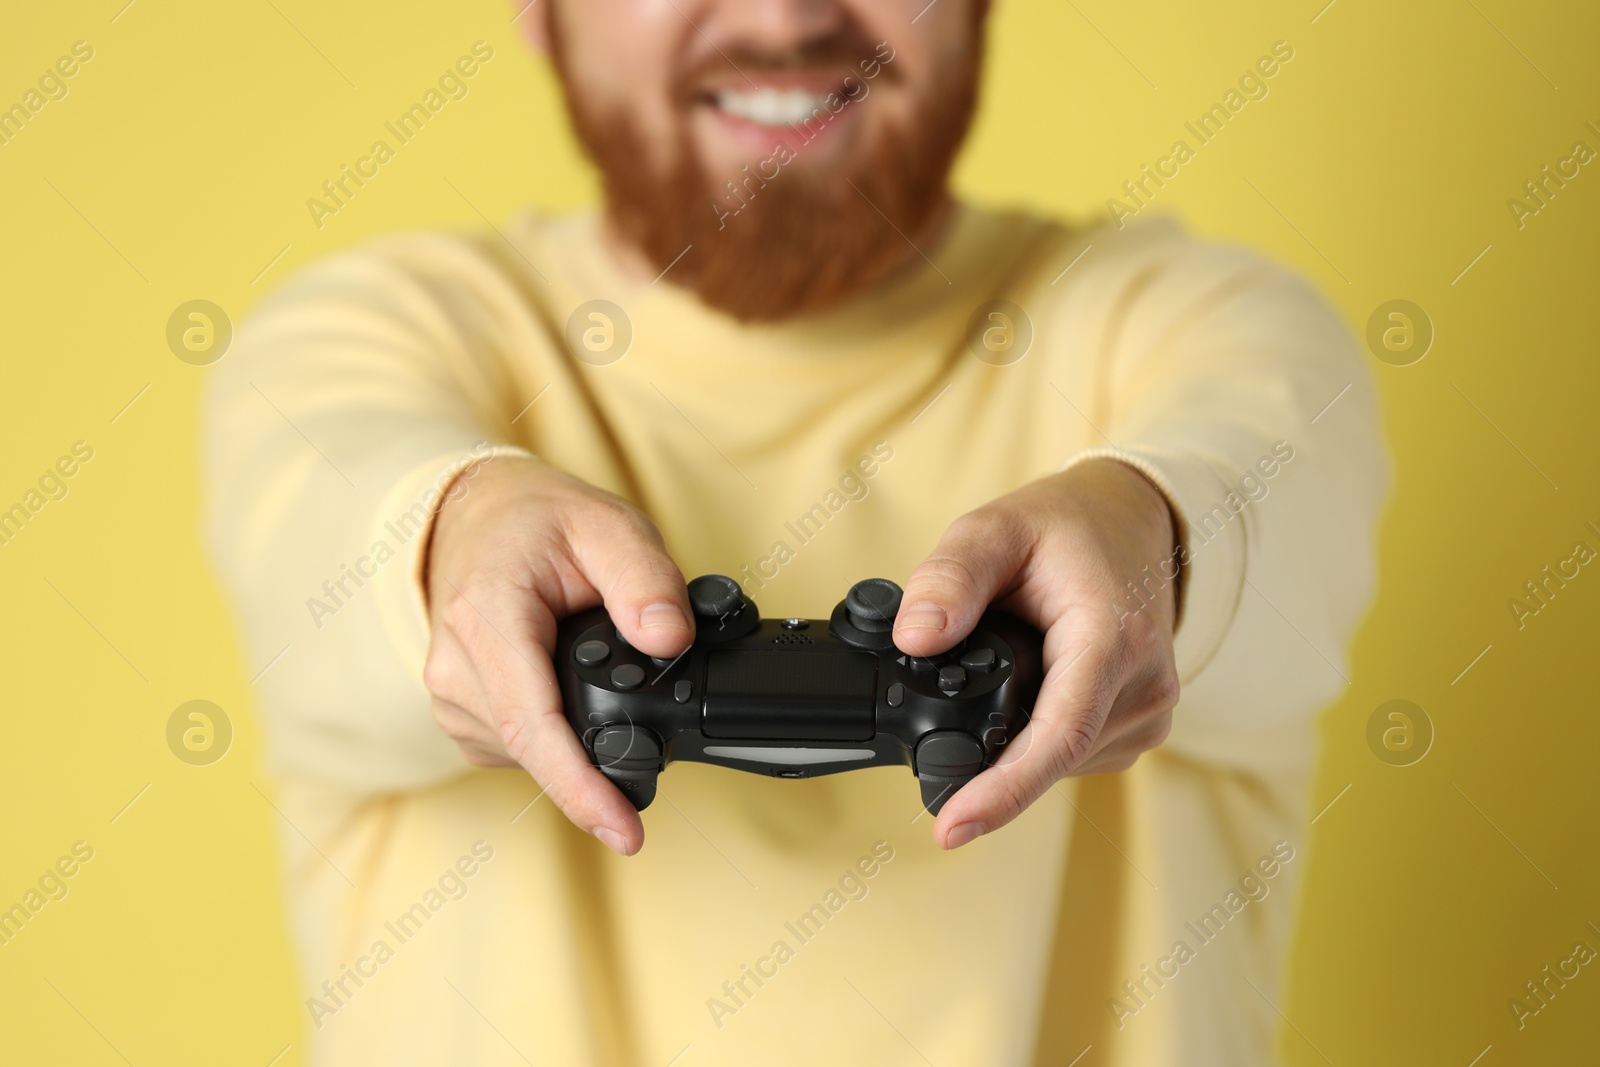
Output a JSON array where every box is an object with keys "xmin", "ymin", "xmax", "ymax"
[{"xmin": 203, "ymin": 2, "xmax": 1387, "ymax": 1064}]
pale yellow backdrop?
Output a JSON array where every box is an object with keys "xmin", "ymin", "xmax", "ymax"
[{"xmin": 1, "ymin": 1, "xmax": 1596, "ymax": 1063}]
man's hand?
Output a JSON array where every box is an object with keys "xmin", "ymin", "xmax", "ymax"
[
  {"xmin": 893, "ymin": 458, "xmax": 1183, "ymax": 850},
  {"xmin": 422, "ymin": 455, "xmax": 693, "ymax": 856}
]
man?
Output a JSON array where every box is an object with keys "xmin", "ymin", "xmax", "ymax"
[{"xmin": 204, "ymin": 1, "xmax": 1387, "ymax": 1063}]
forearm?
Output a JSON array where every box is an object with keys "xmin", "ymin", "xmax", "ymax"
[{"xmin": 201, "ymin": 245, "xmax": 531, "ymax": 791}]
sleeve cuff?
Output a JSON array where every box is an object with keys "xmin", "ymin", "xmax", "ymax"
[
  {"xmin": 1059, "ymin": 445, "xmax": 1247, "ymax": 683},
  {"xmin": 369, "ymin": 442, "xmax": 536, "ymax": 679}
]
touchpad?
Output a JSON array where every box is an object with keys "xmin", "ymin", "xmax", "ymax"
[{"xmin": 702, "ymin": 649, "xmax": 877, "ymax": 740}]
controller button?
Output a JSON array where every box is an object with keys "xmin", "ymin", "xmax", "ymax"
[
  {"xmin": 650, "ymin": 655, "xmax": 678, "ymax": 668},
  {"xmin": 674, "ymin": 679, "xmax": 693, "ymax": 704},
  {"xmin": 610, "ymin": 664, "xmax": 645, "ymax": 690},
  {"xmin": 886, "ymin": 682, "xmax": 905, "ymax": 708},
  {"xmin": 845, "ymin": 578, "xmax": 903, "ymax": 632},
  {"xmin": 592, "ymin": 725, "xmax": 661, "ymax": 764},
  {"xmin": 575, "ymin": 640, "xmax": 611, "ymax": 667},
  {"xmin": 916, "ymin": 731, "xmax": 985, "ymax": 776},
  {"xmin": 937, "ymin": 665, "xmax": 967, "ymax": 693},
  {"xmin": 909, "ymin": 656, "xmax": 937, "ymax": 672},
  {"xmin": 782, "ymin": 618, "xmax": 809, "ymax": 630},
  {"xmin": 960, "ymin": 647, "xmax": 996, "ymax": 672},
  {"xmin": 688, "ymin": 574, "xmax": 745, "ymax": 619},
  {"xmin": 614, "ymin": 626, "xmax": 632, "ymax": 649}
]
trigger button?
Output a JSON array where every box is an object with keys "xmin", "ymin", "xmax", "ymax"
[
  {"xmin": 916, "ymin": 731, "xmax": 984, "ymax": 776},
  {"xmin": 592, "ymin": 725, "xmax": 661, "ymax": 763}
]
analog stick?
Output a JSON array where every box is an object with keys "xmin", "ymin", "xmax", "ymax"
[
  {"xmin": 688, "ymin": 574, "xmax": 745, "ymax": 620},
  {"xmin": 845, "ymin": 578, "xmax": 903, "ymax": 633}
]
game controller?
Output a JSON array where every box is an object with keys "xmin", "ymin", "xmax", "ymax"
[{"xmin": 556, "ymin": 575, "xmax": 1044, "ymax": 815}]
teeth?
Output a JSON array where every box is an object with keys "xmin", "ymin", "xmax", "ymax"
[{"xmin": 714, "ymin": 87, "xmax": 829, "ymax": 126}]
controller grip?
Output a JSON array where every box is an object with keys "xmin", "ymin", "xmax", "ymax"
[
  {"xmin": 914, "ymin": 730, "xmax": 987, "ymax": 816},
  {"xmin": 601, "ymin": 767, "xmax": 659, "ymax": 811},
  {"xmin": 590, "ymin": 725, "xmax": 663, "ymax": 811},
  {"xmin": 918, "ymin": 775, "xmax": 973, "ymax": 816}
]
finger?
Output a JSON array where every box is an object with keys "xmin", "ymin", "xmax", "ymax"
[
  {"xmin": 445, "ymin": 583, "xmax": 647, "ymax": 855},
  {"xmin": 430, "ymin": 696, "xmax": 519, "ymax": 767},
  {"xmin": 423, "ymin": 621, "xmax": 485, "ymax": 709},
  {"xmin": 568, "ymin": 502, "xmax": 694, "ymax": 659},
  {"xmin": 426, "ymin": 613, "xmax": 517, "ymax": 761},
  {"xmin": 1066, "ymin": 666, "xmax": 1177, "ymax": 774},
  {"xmin": 931, "ymin": 635, "xmax": 1117, "ymax": 848},
  {"xmin": 894, "ymin": 509, "xmax": 1032, "ymax": 657}
]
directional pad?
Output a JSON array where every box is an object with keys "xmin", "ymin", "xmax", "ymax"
[{"xmin": 959, "ymin": 647, "xmax": 996, "ymax": 672}]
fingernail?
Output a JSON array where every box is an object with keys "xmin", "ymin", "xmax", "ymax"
[
  {"xmin": 639, "ymin": 602, "xmax": 686, "ymax": 630},
  {"xmin": 594, "ymin": 827, "xmax": 629, "ymax": 855},
  {"xmin": 899, "ymin": 603, "xmax": 947, "ymax": 631},
  {"xmin": 944, "ymin": 822, "xmax": 985, "ymax": 850}
]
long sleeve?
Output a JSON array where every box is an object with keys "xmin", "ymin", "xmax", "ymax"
[
  {"xmin": 1041, "ymin": 222, "xmax": 1390, "ymax": 1066},
  {"xmin": 1062, "ymin": 226, "xmax": 1390, "ymax": 774},
  {"xmin": 201, "ymin": 232, "xmax": 533, "ymax": 792}
]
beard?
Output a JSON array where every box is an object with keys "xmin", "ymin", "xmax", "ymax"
[{"xmin": 548, "ymin": 16, "xmax": 984, "ymax": 322}]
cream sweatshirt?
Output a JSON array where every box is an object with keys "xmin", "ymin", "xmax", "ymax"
[{"xmin": 202, "ymin": 202, "xmax": 1387, "ymax": 1066}]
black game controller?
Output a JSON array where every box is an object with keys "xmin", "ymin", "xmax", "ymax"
[{"xmin": 556, "ymin": 575, "xmax": 1044, "ymax": 815}]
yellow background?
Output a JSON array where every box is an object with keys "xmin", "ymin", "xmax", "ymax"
[{"xmin": 2, "ymin": 0, "xmax": 1596, "ymax": 1063}]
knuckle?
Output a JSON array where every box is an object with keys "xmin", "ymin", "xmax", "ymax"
[
  {"xmin": 1120, "ymin": 613, "xmax": 1160, "ymax": 661},
  {"xmin": 428, "ymin": 698, "xmax": 458, "ymax": 734},
  {"xmin": 1054, "ymin": 716, "xmax": 1101, "ymax": 773},
  {"xmin": 422, "ymin": 644, "xmax": 467, "ymax": 698},
  {"xmin": 1141, "ymin": 712, "xmax": 1173, "ymax": 752},
  {"xmin": 953, "ymin": 506, "xmax": 1021, "ymax": 547},
  {"xmin": 1101, "ymin": 752, "xmax": 1140, "ymax": 774},
  {"xmin": 421, "ymin": 652, "xmax": 448, "ymax": 695},
  {"xmin": 441, "ymin": 591, "xmax": 481, "ymax": 637},
  {"xmin": 497, "ymin": 714, "xmax": 535, "ymax": 765},
  {"xmin": 612, "ymin": 551, "xmax": 685, "ymax": 596},
  {"xmin": 1149, "ymin": 667, "xmax": 1181, "ymax": 712},
  {"xmin": 586, "ymin": 491, "xmax": 651, "ymax": 538},
  {"xmin": 909, "ymin": 553, "xmax": 981, "ymax": 600}
]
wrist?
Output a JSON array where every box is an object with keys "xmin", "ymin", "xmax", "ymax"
[
  {"xmin": 1056, "ymin": 456, "xmax": 1183, "ymax": 626},
  {"xmin": 423, "ymin": 452, "xmax": 542, "ymax": 611}
]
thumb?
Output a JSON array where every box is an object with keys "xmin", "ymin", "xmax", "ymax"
[
  {"xmin": 894, "ymin": 509, "xmax": 1031, "ymax": 657},
  {"xmin": 569, "ymin": 500, "xmax": 694, "ymax": 659}
]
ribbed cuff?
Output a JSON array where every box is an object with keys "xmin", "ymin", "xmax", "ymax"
[{"xmin": 1059, "ymin": 445, "xmax": 1247, "ymax": 683}]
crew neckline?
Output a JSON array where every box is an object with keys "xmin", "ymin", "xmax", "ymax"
[{"xmin": 512, "ymin": 201, "xmax": 1054, "ymax": 359}]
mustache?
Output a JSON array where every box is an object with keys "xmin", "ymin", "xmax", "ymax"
[{"xmin": 672, "ymin": 31, "xmax": 896, "ymax": 99}]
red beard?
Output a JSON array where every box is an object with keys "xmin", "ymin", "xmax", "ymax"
[{"xmin": 549, "ymin": 15, "xmax": 984, "ymax": 322}]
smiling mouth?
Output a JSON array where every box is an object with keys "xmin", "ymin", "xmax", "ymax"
[{"xmin": 708, "ymin": 85, "xmax": 845, "ymax": 127}]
